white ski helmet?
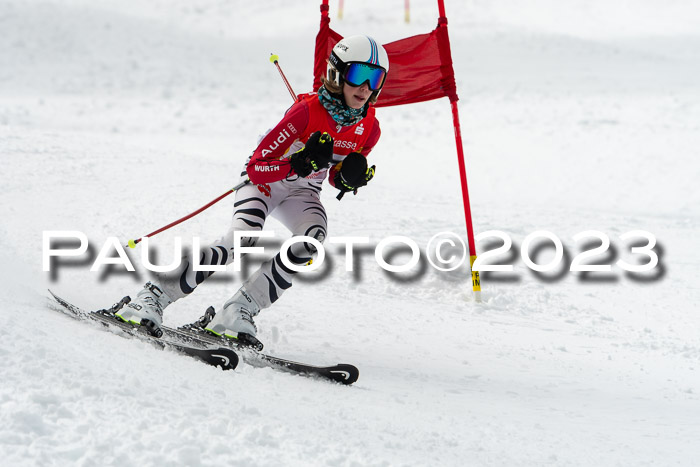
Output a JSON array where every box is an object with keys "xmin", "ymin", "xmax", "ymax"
[{"xmin": 327, "ymin": 35, "xmax": 389, "ymax": 96}]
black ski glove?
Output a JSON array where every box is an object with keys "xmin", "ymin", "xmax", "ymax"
[
  {"xmin": 289, "ymin": 131, "xmax": 334, "ymax": 178},
  {"xmin": 333, "ymin": 152, "xmax": 376, "ymax": 200}
]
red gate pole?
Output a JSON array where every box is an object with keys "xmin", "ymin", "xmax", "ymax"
[
  {"xmin": 321, "ymin": 0, "xmax": 329, "ymax": 22},
  {"xmin": 437, "ymin": 0, "xmax": 481, "ymax": 300},
  {"xmin": 450, "ymin": 98, "xmax": 481, "ymax": 300}
]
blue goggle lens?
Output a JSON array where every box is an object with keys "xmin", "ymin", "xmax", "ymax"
[{"xmin": 343, "ymin": 63, "xmax": 386, "ymax": 91}]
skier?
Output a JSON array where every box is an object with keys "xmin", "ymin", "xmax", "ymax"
[{"xmin": 114, "ymin": 35, "xmax": 389, "ymax": 348}]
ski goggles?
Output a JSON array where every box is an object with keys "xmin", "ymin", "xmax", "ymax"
[{"xmin": 342, "ymin": 62, "xmax": 387, "ymax": 91}]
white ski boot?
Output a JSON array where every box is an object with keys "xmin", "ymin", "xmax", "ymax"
[
  {"xmin": 115, "ymin": 282, "xmax": 172, "ymax": 337},
  {"xmin": 205, "ymin": 287, "xmax": 262, "ymax": 348}
]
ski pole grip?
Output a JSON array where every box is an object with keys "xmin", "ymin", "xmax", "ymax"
[{"xmin": 269, "ymin": 53, "xmax": 296, "ymax": 101}]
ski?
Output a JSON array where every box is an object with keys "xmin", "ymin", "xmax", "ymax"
[
  {"xmin": 48, "ymin": 290, "xmax": 238, "ymax": 371},
  {"xmin": 245, "ymin": 354, "xmax": 359, "ymax": 386},
  {"xmin": 48, "ymin": 291, "xmax": 359, "ymax": 385}
]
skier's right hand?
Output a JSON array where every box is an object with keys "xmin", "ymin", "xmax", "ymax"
[
  {"xmin": 289, "ymin": 131, "xmax": 334, "ymax": 177},
  {"xmin": 332, "ymin": 151, "xmax": 375, "ymax": 200}
]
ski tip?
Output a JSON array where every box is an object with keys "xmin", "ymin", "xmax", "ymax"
[
  {"xmin": 210, "ymin": 347, "xmax": 239, "ymax": 371},
  {"xmin": 328, "ymin": 364, "xmax": 359, "ymax": 385}
]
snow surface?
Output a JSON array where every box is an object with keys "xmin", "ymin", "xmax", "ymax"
[{"xmin": 2, "ymin": 0, "xmax": 699, "ymax": 465}]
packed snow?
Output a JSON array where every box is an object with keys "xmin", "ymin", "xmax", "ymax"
[{"xmin": 1, "ymin": 0, "xmax": 699, "ymax": 465}]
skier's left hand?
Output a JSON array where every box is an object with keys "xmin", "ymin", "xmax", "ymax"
[
  {"xmin": 333, "ymin": 152, "xmax": 375, "ymax": 199},
  {"xmin": 289, "ymin": 131, "xmax": 334, "ymax": 177}
]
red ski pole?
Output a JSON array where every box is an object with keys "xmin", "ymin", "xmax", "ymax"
[{"xmin": 126, "ymin": 179, "xmax": 250, "ymax": 249}]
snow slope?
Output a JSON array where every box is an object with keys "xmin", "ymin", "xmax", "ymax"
[{"xmin": 1, "ymin": 0, "xmax": 699, "ymax": 465}]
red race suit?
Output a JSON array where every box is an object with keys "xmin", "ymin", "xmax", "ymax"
[{"xmin": 245, "ymin": 93, "xmax": 380, "ymax": 189}]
